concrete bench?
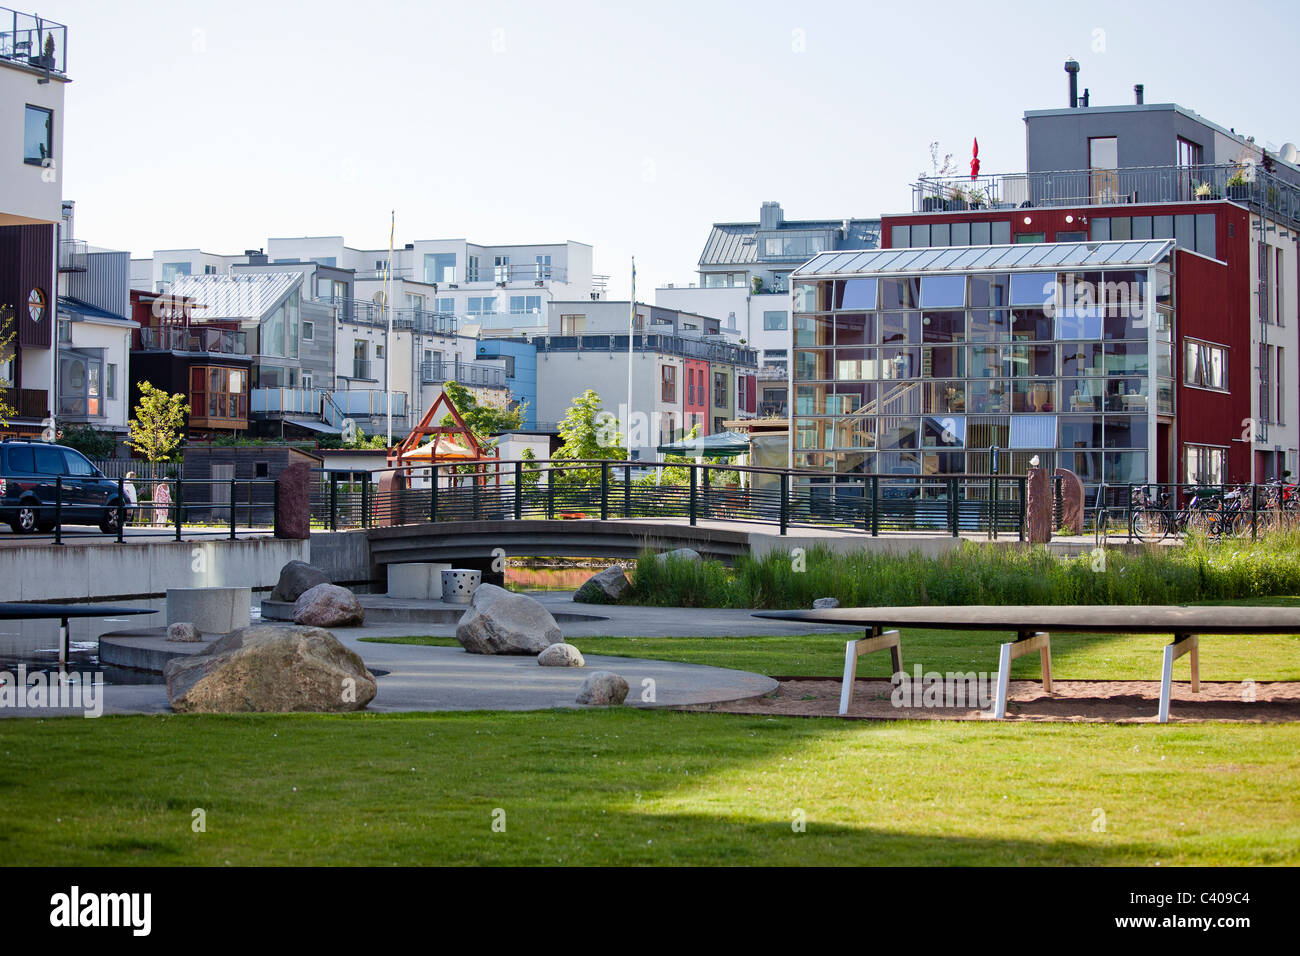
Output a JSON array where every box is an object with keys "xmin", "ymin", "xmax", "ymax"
[
  {"xmin": 387, "ymin": 562, "xmax": 453, "ymax": 600},
  {"xmin": 166, "ymin": 587, "xmax": 251, "ymax": 635}
]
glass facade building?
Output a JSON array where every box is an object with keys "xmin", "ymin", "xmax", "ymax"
[{"xmin": 790, "ymin": 241, "xmax": 1176, "ymax": 494}]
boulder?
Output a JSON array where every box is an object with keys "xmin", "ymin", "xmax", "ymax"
[
  {"xmin": 455, "ymin": 584, "xmax": 563, "ymax": 655},
  {"xmin": 538, "ymin": 643, "xmax": 585, "ymax": 667},
  {"xmin": 164, "ymin": 624, "xmax": 376, "ymax": 713},
  {"xmin": 576, "ymin": 671, "xmax": 629, "ymax": 706},
  {"xmin": 573, "ymin": 566, "xmax": 630, "ymax": 604},
  {"xmin": 655, "ymin": 548, "xmax": 701, "ymax": 564},
  {"xmin": 166, "ymin": 622, "xmax": 202, "ymax": 643},
  {"xmin": 270, "ymin": 560, "xmax": 330, "ymax": 603},
  {"xmin": 812, "ymin": 597, "xmax": 840, "ymax": 610},
  {"xmin": 292, "ymin": 583, "xmax": 365, "ymax": 627}
]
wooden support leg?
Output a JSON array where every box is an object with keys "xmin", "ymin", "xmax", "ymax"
[
  {"xmin": 1158, "ymin": 633, "xmax": 1199, "ymax": 723},
  {"xmin": 838, "ymin": 628, "xmax": 902, "ymax": 716},
  {"xmin": 992, "ymin": 631, "xmax": 1052, "ymax": 719}
]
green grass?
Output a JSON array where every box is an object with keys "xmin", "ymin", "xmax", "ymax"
[
  {"xmin": 2, "ymin": 711, "xmax": 1297, "ymax": 865},
  {"xmin": 620, "ymin": 532, "xmax": 1300, "ymax": 609}
]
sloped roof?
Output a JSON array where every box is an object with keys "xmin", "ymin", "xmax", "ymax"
[
  {"xmin": 700, "ymin": 219, "xmax": 882, "ymax": 267},
  {"xmin": 168, "ymin": 272, "xmax": 302, "ymax": 321},
  {"xmin": 792, "ymin": 239, "xmax": 1176, "ymax": 277}
]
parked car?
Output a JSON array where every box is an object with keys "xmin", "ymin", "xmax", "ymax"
[{"xmin": 0, "ymin": 438, "xmax": 125, "ymax": 534}]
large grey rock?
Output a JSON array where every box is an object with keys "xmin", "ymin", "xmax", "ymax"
[
  {"xmin": 573, "ymin": 566, "xmax": 630, "ymax": 604},
  {"xmin": 538, "ymin": 643, "xmax": 585, "ymax": 667},
  {"xmin": 655, "ymin": 548, "xmax": 701, "ymax": 564},
  {"xmin": 455, "ymin": 584, "xmax": 562, "ymax": 655},
  {"xmin": 270, "ymin": 560, "xmax": 330, "ymax": 603},
  {"xmin": 166, "ymin": 622, "xmax": 202, "ymax": 643},
  {"xmin": 163, "ymin": 624, "xmax": 376, "ymax": 713},
  {"xmin": 812, "ymin": 597, "xmax": 840, "ymax": 609},
  {"xmin": 575, "ymin": 671, "xmax": 629, "ymax": 706},
  {"xmin": 292, "ymin": 583, "xmax": 365, "ymax": 627}
]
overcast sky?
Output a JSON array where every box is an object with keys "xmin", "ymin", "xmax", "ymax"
[{"xmin": 49, "ymin": 0, "xmax": 1300, "ymax": 297}]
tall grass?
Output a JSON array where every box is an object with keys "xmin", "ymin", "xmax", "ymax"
[{"xmin": 625, "ymin": 530, "xmax": 1300, "ymax": 609}]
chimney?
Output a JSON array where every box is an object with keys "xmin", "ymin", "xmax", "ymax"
[
  {"xmin": 1134, "ymin": 84, "xmax": 1144, "ymax": 105},
  {"xmin": 1081, "ymin": 88, "xmax": 1090, "ymax": 108},
  {"xmin": 760, "ymin": 201, "xmax": 784, "ymax": 231},
  {"xmin": 1065, "ymin": 58, "xmax": 1080, "ymax": 108}
]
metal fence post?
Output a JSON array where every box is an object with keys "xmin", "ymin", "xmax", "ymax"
[
  {"xmin": 174, "ymin": 480, "xmax": 183, "ymax": 541},
  {"xmin": 472, "ymin": 468, "xmax": 481, "ymax": 520},
  {"xmin": 701, "ymin": 465, "xmax": 710, "ymax": 520},
  {"xmin": 624, "ymin": 465, "xmax": 631, "ymax": 518},
  {"xmin": 430, "ymin": 466, "xmax": 440, "ymax": 523},
  {"xmin": 870, "ymin": 476, "xmax": 880, "ymax": 537},
  {"xmin": 116, "ymin": 476, "xmax": 126, "ymax": 544},
  {"xmin": 330, "ymin": 473, "xmax": 339, "ymax": 531},
  {"xmin": 779, "ymin": 471, "xmax": 788, "ymax": 536},
  {"xmin": 361, "ymin": 476, "xmax": 370, "ymax": 529},
  {"xmin": 547, "ymin": 469, "xmax": 555, "ymax": 519},
  {"xmin": 1251, "ymin": 483, "xmax": 1258, "ymax": 540},
  {"xmin": 54, "ymin": 477, "xmax": 63, "ymax": 545},
  {"xmin": 230, "ymin": 477, "xmax": 238, "ymax": 539},
  {"xmin": 272, "ymin": 478, "xmax": 279, "ymax": 534},
  {"xmin": 989, "ymin": 475, "xmax": 998, "ymax": 541},
  {"xmin": 948, "ymin": 477, "xmax": 959, "ymax": 537},
  {"xmin": 600, "ymin": 461, "xmax": 609, "ymax": 521},
  {"xmin": 514, "ymin": 461, "xmax": 523, "ymax": 520},
  {"xmin": 1018, "ymin": 477, "xmax": 1027, "ymax": 542},
  {"xmin": 689, "ymin": 464, "xmax": 698, "ymax": 527}
]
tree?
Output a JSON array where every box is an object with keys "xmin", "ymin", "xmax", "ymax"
[
  {"xmin": 519, "ymin": 446, "xmax": 542, "ymax": 488},
  {"xmin": 634, "ymin": 423, "xmax": 738, "ymax": 487},
  {"xmin": 126, "ymin": 381, "xmax": 190, "ymax": 462},
  {"xmin": 440, "ymin": 380, "xmax": 525, "ymax": 444},
  {"xmin": 59, "ymin": 423, "xmax": 116, "ymax": 459},
  {"xmin": 554, "ymin": 389, "xmax": 626, "ymax": 483},
  {"xmin": 0, "ymin": 305, "xmax": 16, "ymax": 428}
]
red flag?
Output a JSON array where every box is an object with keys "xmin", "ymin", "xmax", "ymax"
[{"xmin": 970, "ymin": 137, "xmax": 980, "ymax": 181}]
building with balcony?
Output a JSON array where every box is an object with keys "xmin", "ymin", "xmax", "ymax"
[
  {"xmin": 532, "ymin": 318, "xmax": 758, "ymax": 459},
  {"xmin": 55, "ymin": 203, "xmax": 136, "ymax": 435},
  {"xmin": 0, "ymin": 7, "xmax": 69, "ymax": 437}
]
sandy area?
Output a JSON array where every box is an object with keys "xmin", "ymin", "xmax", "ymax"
[{"xmin": 681, "ymin": 678, "xmax": 1300, "ymax": 723}]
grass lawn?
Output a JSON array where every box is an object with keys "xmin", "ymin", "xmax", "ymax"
[{"xmin": 2, "ymin": 710, "xmax": 1298, "ymax": 866}]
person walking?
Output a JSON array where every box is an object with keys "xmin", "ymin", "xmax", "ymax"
[
  {"xmin": 123, "ymin": 471, "xmax": 138, "ymax": 526},
  {"xmin": 153, "ymin": 478, "xmax": 172, "ymax": 526}
]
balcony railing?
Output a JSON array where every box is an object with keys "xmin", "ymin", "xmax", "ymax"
[
  {"xmin": 250, "ymin": 387, "xmax": 407, "ymax": 419},
  {"xmin": 0, "ymin": 7, "xmax": 67, "ymax": 75},
  {"xmin": 135, "ymin": 326, "xmax": 247, "ymax": 355},
  {"xmin": 333, "ymin": 389, "xmax": 406, "ymax": 418},
  {"xmin": 1, "ymin": 387, "xmax": 49, "ymax": 419},
  {"xmin": 757, "ymin": 365, "xmax": 788, "ymax": 380},
  {"xmin": 351, "ymin": 359, "xmax": 373, "ymax": 380},
  {"xmin": 912, "ymin": 162, "xmax": 1300, "ymax": 230},
  {"xmin": 533, "ymin": 333, "xmax": 758, "ymax": 368},
  {"xmin": 58, "ymin": 239, "xmax": 86, "ymax": 272},
  {"xmin": 461, "ymin": 264, "xmax": 568, "ymax": 285},
  {"xmin": 421, "ymin": 361, "xmax": 507, "ymax": 389},
  {"xmin": 317, "ymin": 296, "xmax": 458, "ymax": 335}
]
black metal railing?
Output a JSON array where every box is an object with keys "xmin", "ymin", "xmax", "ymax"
[
  {"xmin": 309, "ymin": 459, "xmax": 1029, "ymax": 539},
  {"xmin": 3, "ymin": 477, "xmax": 278, "ymax": 543}
]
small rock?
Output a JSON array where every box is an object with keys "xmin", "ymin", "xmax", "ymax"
[
  {"xmin": 576, "ymin": 671, "xmax": 629, "ymax": 706},
  {"xmin": 270, "ymin": 560, "xmax": 330, "ymax": 603},
  {"xmin": 812, "ymin": 597, "xmax": 840, "ymax": 609},
  {"xmin": 573, "ymin": 566, "xmax": 630, "ymax": 604},
  {"xmin": 456, "ymin": 584, "xmax": 563, "ymax": 655},
  {"xmin": 654, "ymin": 548, "xmax": 701, "ymax": 564},
  {"xmin": 292, "ymin": 583, "xmax": 365, "ymax": 628},
  {"xmin": 538, "ymin": 643, "xmax": 585, "ymax": 667},
  {"xmin": 166, "ymin": 622, "xmax": 202, "ymax": 643}
]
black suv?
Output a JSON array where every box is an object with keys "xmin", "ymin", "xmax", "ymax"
[{"xmin": 0, "ymin": 438, "xmax": 125, "ymax": 534}]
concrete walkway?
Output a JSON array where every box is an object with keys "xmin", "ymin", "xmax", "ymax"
[{"xmin": 18, "ymin": 591, "xmax": 841, "ymax": 717}]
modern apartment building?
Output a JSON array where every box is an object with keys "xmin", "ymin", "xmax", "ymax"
[
  {"xmin": 657, "ymin": 202, "xmax": 882, "ymax": 422},
  {"xmin": 0, "ymin": 8, "xmax": 69, "ymax": 436},
  {"xmin": 791, "ymin": 71, "xmax": 1299, "ymax": 503}
]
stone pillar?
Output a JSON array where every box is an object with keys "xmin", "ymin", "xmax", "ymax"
[
  {"xmin": 275, "ymin": 461, "xmax": 311, "ymax": 539},
  {"xmin": 375, "ymin": 470, "xmax": 406, "ymax": 528},
  {"xmin": 1024, "ymin": 467, "xmax": 1052, "ymax": 544},
  {"xmin": 1053, "ymin": 467, "xmax": 1086, "ymax": 536}
]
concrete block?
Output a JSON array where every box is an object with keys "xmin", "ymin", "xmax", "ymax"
[
  {"xmin": 166, "ymin": 587, "xmax": 251, "ymax": 634},
  {"xmin": 388, "ymin": 562, "xmax": 452, "ymax": 599}
]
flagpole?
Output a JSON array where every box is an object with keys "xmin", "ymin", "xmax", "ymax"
[
  {"xmin": 386, "ymin": 209, "xmax": 394, "ymax": 446},
  {"xmin": 627, "ymin": 257, "xmax": 635, "ymax": 454}
]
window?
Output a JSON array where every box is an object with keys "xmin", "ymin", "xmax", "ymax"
[
  {"xmin": 494, "ymin": 256, "xmax": 510, "ymax": 282},
  {"xmin": 560, "ymin": 314, "xmax": 585, "ymax": 334},
  {"xmin": 106, "ymin": 363, "xmax": 116, "ymax": 400},
  {"xmin": 435, "ymin": 297, "xmax": 455, "ymax": 314},
  {"xmin": 661, "ymin": 364, "xmax": 676, "ymax": 403},
  {"xmin": 762, "ymin": 234, "xmax": 828, "ymax": 258},
  {"xmin": 509, "ymin": 295, "xmax": 541, "ymax": 314},
  {"xmin": 467, "ymin": 296, "xmax": 498, "ymax": 315},
  {"xmin": 161, "ymin": 262, "xmax": 191, "ymax": 284},
  {"xmin": 714, "ymin": 372, "xmax": 728, "ymax": 407},
  {"xmin": 1185, "ymin": 444, "xmax": 1226, "ymax": 485},
  {"xmin": 302, "ymin": 321, "xmax": 314, "ymax": 341},
  {"xmin": 376, "ymin": 344, "xmax": 385, "ymax": 359},
  {"xmin": 1089, "ymin": 136, "xmax": 1118, "ymax": 203},
  {"xmin": 1184, "ymin": 339, "xmax": 1227, "ymax": 390},
  {"xmin": 466, "ymin": 256, "xmax": 480, "ymax": 281},
  {"xmin": 763, "ymin": 310, "xmax": 788, "ymax": 330},
  {"xmin": 424, "ymin": 254, "xmax": 456, "ymax": 284},
  {"xmin": 1276, "ymin": 347, "xmax": 1285, "ymax": 424},
  {"xmin": 190, "ymin": 366, "xmax": 246, "ymax": 422},
  {"xmin": 23, "ymin": 105, "xmax": 52, "ymax": 166},
  {"xmin": 353, "ymin": 340, "xmax": 369, "ymax": 379},
  {"xmin": 536, "ymin": 255, "xmax": 552, "ymax": 279}
]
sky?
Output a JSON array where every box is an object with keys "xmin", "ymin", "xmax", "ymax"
[{"xmin": 46, "ymin": 0, "xmax": 1300, "ymax": 298}]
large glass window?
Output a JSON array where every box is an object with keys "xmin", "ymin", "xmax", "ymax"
[
  {"xmin": 1185, "ymin": 340, "xmax": 1228, "ymax": 390},
  {"xmin": 879, "ymin": 277, "xmax": 919, "ymax": 310},
  {"xmin": 424, "ymin": 253, "xmax": 456, "ymax": 284},
  {"xmin": 23, "ymin": 105, "xmax": 52, "ymax": 166},
  {"xmin": 919, "ymin": 275, "xmax": 966, "ymax": 308},
  {"xmin": 763, "ymin": 310, "xmax": 789, "ymax": 330},
  {"xmin": 1009, "ymin": 272, "xmax": 1055, "ymax": 307},
  {"xmin": 1185, "ymin": 445, "xmax": 1226, "ymax": 485},
  {"xmin": 969, "ymin": 274, "xmax": 1010, "ymax": 308},
  {"xmin": 836, "ymin": 278, "xmax": 877, "ymax": 310}
]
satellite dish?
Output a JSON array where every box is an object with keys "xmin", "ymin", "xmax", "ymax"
[
  {"xmin": 372, "ymin": 290, "xmax": 387, "ymax": 307},
  {"xmin": 1281, "ymin": 143, "xmax": 1298, "ymax": 164}
]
